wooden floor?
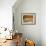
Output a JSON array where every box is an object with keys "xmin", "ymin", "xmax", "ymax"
[
  {"xmin": 0, "ymin": 33, "xmax": 23, "ymax": 46},
  {"xmin": 0, "ymin": 39, "xmax": 16, "ymax": 46}
]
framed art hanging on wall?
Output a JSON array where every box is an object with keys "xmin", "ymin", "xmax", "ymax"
[{"xmin": 21, "ymin": 13, "xmax": 36, "ymax": 25}]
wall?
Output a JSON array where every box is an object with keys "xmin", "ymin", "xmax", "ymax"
[
  {"xmin": 13, "ymin": 0, "xmax": 41, "ymax": 46},
  {"xmin": 0, "ymin": 0, "xmax": 17, "ymax": 38},
  {"xmin": 0, "ymin": 0, "xmax": 16, "ymax": 29},
  {"xmin": 41, "ymin": 0, "xmax": 46, "ymax": 46}
]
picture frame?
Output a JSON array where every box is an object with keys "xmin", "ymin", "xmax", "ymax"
[{"xmin": 21, "ymin": 13, "xmax": 36, "ymax": 25}]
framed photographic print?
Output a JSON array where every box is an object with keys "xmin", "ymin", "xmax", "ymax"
[{"xmin": 21, "ymin": 13, "xmax": 36, "ymax": 25}]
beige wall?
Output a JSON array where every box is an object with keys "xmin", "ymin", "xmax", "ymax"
[
  {"xmin": 0, "ymin": 0, "xmax": 16, "ymax": 29},
  {"xmin": 41, "ymin": 0, "xmax": 46, "ymax": 46},
  {"xmin": 13, "ymin": 0, "xmax": 46, "ymax": 46},
  {"xmin": 13, "ymin": 0, "xmax": 41, "ymax": 46}
]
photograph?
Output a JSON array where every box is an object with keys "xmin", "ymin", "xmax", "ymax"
[{"xmin": 21, "ymin": 13, "xmax": 36, "ymax": 25}]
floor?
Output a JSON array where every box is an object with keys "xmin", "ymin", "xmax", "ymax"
[
  {"xmin": 0, "ymin": 33, "xmax": 23, "ymax": 46},
  {"xmin": 0, "ymin": 39, "xmax": 16, "ymax": 46},
  {"xmin": 0, "ymin": 39, "xmax": 24, "ymax": 46}
]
